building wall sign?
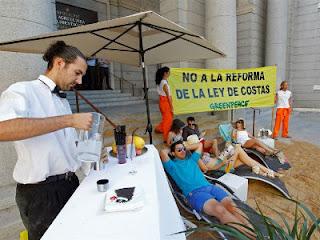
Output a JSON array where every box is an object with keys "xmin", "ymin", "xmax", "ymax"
[{"xmin": 56, "ymin": 2, "xmax": 98, "ymax": 29}]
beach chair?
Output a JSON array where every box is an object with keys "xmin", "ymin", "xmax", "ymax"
[
  {"xmin": 204, "ymin": 166, "xmax": 290, "ymax": 199},
  {"xmin": 165, "ymin": 172, "xmax": 271, "ymax": 239},
  {"xmin": 218, "ymin": 123, "xmax": 291, "ymax": 172},
  {"xmin": 204, "ymin": 123, "xmax": 290, "ymax": 199}
]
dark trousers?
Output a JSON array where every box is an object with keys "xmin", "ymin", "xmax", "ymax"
[{"xmin": 15, "ymin": 175, "xmax": 79, "ymax": 240}]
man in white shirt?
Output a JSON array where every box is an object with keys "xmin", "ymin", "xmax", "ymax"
[{"xmin": 0, "ymin": 41, "xmax": 92, "ymax": 240}]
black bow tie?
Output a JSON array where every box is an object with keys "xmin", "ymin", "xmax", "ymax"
[{"xmin": 52, "ymin": 86, "xmax": 67, "ymax": 98}]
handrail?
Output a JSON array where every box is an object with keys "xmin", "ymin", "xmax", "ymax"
[
  {"xmin": 73, "ymin": 89, "xmax": 117, "ymax": 128},
  {"xmin": 110, "ymin": 72, "xmax": 136, "ymax": 96}
]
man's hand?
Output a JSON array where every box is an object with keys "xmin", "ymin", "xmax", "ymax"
[{"xmin": 70, "ymin": 113, "xmax": 93, "ymax": 130}]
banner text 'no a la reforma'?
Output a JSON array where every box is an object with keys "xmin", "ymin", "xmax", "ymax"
[{"xmin": 169, "ymin": 66, "xmax": 277, "ymax": 115}]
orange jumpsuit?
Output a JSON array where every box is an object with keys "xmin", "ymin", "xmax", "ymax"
[{"xmin": 155, "ymin": 96, "xmax": 173, "ymax": 142}]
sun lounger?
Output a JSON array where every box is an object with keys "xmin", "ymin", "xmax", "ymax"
[
  {"xmin": 204, "ymin": 166, "xmax": 290, "ymax": 199},
  {"xmin": 214, "ymin": 123, "xmax": 291, "ymax": 198},
  {"xmin": 244, "ymin": 148, "xmax": 291, "ymax": 172},
  {"xmin": 165, "ymin": 172, "xmax": 271, "ymax": 239},
  {"xmin": 218, "ymin": 123, "xmax": 291, "ymax": 172}
]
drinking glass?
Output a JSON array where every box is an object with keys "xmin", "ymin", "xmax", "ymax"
[
  {"xmin": 127, "ymin": 143, "xmax": 137, "ymax": 175},
  {"xmin": 128, "ymin": 128, "xmax": 139, "ymax": 175}
]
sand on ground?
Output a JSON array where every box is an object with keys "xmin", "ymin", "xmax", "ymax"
[{"xmin": 102, "ymin": 109, "xmax": 320, "ymax": 239}]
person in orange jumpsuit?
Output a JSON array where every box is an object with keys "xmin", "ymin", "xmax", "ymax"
[
  {"xmin": 155, "ymin": 67, "xmax": 173, "ymax": 143},
  {"xmin": 273, "ymin": 81, "xmax": 293, "ymax": 139}
]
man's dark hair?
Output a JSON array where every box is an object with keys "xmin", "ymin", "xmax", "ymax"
[
  {"xmin": 170, "ymin": 140, "xmax": 183, "ymax": 153},
  {"xmin": 187, "ymin": 116, "xmax": 195, "ymax": 122},
  {"xmin": 43, "ymin": 41, "xmax": 86, "ymax": 70}
]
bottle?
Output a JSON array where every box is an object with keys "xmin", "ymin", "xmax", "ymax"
[
  {"xmin": 114, "ymin": 125, "xmax": 127, "ymax": 164},
  {"xmin": 117, "ymin": 144, "xmax": 127, "ymax": 164},
  {"xmin": 225, "ymin": 160, "xmax": 233, "ymax": 173}
]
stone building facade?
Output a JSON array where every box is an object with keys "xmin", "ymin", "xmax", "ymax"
[
  {"xmin": 0, "ymin": 0, "xmax": 319, "ymax": 237},
  {"xmin": 0, "ymin": 0, "xmax": 319, "ymax": 186}
]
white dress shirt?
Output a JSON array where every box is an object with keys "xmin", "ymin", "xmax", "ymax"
[{"xmin": 0, "ymin": 75, "xmax": 80, "ymax": 184}]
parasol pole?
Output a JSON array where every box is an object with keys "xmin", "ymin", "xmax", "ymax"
[{"xmin": 138, "ymin": 20, "xmax": 153, "ymax": 144}]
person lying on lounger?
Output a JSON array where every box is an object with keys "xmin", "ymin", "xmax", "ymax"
[
  {"xmin": 232, "ymin": 118, "xmax": 281, "ymax": 156},
  {"xmin": 160, "ymin": 141, "xmax": 255, "ymax": 239},
  {"xmin": 182, "ymin": 116, "xmax": 219, "ymax": 155},
  {"xmin": 166, "ymin": 119, "xmax": 185, "ymax": 146},
  {"xmin": 199, "ymin": 143, "xmax": 283, "ymax": 178}
]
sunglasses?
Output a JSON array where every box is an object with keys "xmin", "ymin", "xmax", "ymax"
[
  {"xmin": 175, "ymin": 147, "xmax": 186, "ymax": 152},
  {"xmin": 188, "ymin": 123, "xmax": 196, "ymax": 126}
]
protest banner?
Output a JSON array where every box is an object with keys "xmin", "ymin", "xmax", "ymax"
[{"xmin": 169, "ymin": 66, "xmax": 276, "ymax": 115}]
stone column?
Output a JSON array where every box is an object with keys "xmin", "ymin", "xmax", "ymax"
[
  {"xmin": 205, "ymin": 0, "xmax": 237, "ymax": 69},
  {"xmin": 205, "ymin": 0, "xmax": 237, "ymax": 120},
  {"xmin": 104, "ymin": 0, "xmax": 115, "ymax": 90},
  {"xmin": 0, "ymin": 0, "xmax": 55, "ymax": 186},
  {"xmin": 265, "ymin": 0, "xmax": 288, "ymax": 87}
]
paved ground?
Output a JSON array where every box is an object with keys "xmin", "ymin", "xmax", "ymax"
[
  {"xmin": 77, "ymin": 102, "xmax": 320, "ymax": 239},
  {"xmin": 234, "ymin": 108, "xmax": 320, "ymax": 146},
  {"xmin": 99, "ymin": 101, "xmax": 320, "ymax": 146}
]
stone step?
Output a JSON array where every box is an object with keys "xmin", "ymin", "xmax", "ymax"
[
  {"xmin": 66, "ymin": 90, "xmax": 121, "ymax": 95},
  {"xmin": 66, "ymin": 92, "xmax": 131, "ymax": 100},
  {"xmin": 69, "ymin": 96, "xmax": 143, "ymax": 105},
  {"xmin": 66, "ymin": 90, "xmax": 146, "ymax": 111},
  {"xmin": 71, "ymin": 99, "xmax": 145, "ymax": 111}
]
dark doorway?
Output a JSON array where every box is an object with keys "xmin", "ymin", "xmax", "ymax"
[{"xmin": 77, "ymin": 58, "xmax": 112, "ymax": 90}]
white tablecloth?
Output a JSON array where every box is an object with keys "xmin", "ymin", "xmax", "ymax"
[{"xmin": 41, "ymin": 145, "xmax": 185, "ymax": 240}]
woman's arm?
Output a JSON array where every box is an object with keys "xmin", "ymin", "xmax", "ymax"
[
  {"xmin": 199, "ymin": 130, "xmax": 206, "ymax": 139},
  {"xmin": 167, "ymin": 132, "xmax": 173, "ymax": 146},
  {"xmin": 231, "ymin": 129, "xmax": 237, "ymax": 142},
  {"xmin": 198, "ymin": 159, "xmax": 209, "ymax": 173},
  {"xmin": 289, "ymin": 93, "xmax": 293, "ymax": 112},
  {"xmin": 247, "ymin": 131, "xmax": 254, "ymax": 138},
  {"xmin": 163, "ymin": 84, "xmax": 174, "ymax": 113}
]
